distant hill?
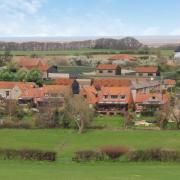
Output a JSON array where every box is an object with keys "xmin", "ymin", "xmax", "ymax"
[{"xmin": 0, "ymin": 37, "xmax": 143, "ymax": 51}]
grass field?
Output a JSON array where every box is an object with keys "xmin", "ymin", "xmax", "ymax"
[
  {"xmin": 160, "ymin": 49, "xmax": 174, "ymax": 57},
  {"xmin": 0, "ymin": 160, "xmax": 180, "ymax": 180},
  {"xmin": 0, "ymin": 129, "xmax": 180, "ymax": 179},
  {"xmin": 0, "ymin": 48, "xmax": 173, "ymax": 57},
  {"xmin": 0, "ymin": 49, "xmax": 133, "ymax": 56},
  {"xmin": 0, "ymin": 128, "xmax": 180, "ymax": 179},
  {"xmin": 0, "ymin": 129, "xmax": 180, "ymax": 158}
]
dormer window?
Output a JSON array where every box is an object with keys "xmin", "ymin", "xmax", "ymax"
[
  {"xmin": 111, "ymin": 95, "xmax": 118, "ymax": 99},
  {"xmin": 152, "ymin": 96, "xmax": 156, "ymax": 99},
  {"xmin": 44, "ymin": 93, "xmax": 49, "ymax": 97},
  {"xmin": 120, "ymin": 95, "xmax": 125, "ymax": 99},
  {"xmin": 6, "ymin": 91, "xmax": 10, "ymax": 97}
]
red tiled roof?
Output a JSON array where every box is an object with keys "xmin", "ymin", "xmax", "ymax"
[
  {"xmin": 42, "ymin": 85, "xmax": 69, "ymax": 94},
  {"xmin": 96, "ymin": 64, "xmax": 119, "ymax": 70},
  {"xmin": 164, "ymin": 79, "xmax": 176, "ymax": 85},
  {"xmin": 17, "ymin": 57, "xmax": 50, "ymax": 72},
  {"xmin": 135, "ymin": 92, "xmax": 170, "ymax": 104},
  {"xmin": 134, "ymin": 66, "xmax": 158, "ymax": 73},
  {"xmin": 109, "ymin": 54, "xmax": 136, "ymax": 61},
  {"xmin": 17, "ymin": 57, "xmax": 43, "ymax": 67},
  {"xmin": 0, "ymin": 81, "xmax": 35, "ymax": 90},
  {"xmin": 20, "ymin": 85, "xmax": 69, "ymax": 102},
  {"xmin": 37, "ymin": 64, "xmax": 50, "ymax": 72},
  {"xmin": 53, "ymin": 78, "xmax": 73, "ymax": 86},
  {"xmin": 98, "ymin": 86, "xmax": 133, "ymax": 104},
  {"xmin": 93, "ymin": 78, "xmax": 131, "ymax": 89},
  {"xmin": 81, "ymin": 86, "xmax": 97, "ymax": 105}
]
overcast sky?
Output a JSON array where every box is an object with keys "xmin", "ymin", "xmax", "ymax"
[{"xmin": 0, "ymin": 0, "xmax": 180, "ymax": 37}]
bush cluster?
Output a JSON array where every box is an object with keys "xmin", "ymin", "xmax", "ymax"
[
  {"xmin": 127, "ymin": 149, "xmax": 180, "ymax": 162},
  {"xmin": 0, "ymin": 121, "xmax": 31, "ymax": 129},
  {"xmin": 101, "ymin": 146, "xmax": 129, "ymax": 160},
  {"xmin": 73, "ymin": 146, "xmax": 180, "ymax": 163},
  {"xmin": 73, "ymin": 150, "xmax": 103, "ymax": 162},
  {"xmin": 73, "ymin": 146, "xmax": 129, "ymax": 162},
  {"xmin": 0, "ymin": 148, "xmax": 56, "ymax": 162}
]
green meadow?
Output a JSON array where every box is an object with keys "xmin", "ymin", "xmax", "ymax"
[{"xmin": 0, "ymin": 129, "xmax": 180, "ymax": 179}]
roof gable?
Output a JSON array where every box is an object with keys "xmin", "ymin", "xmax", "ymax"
[
  {"xmin": 96, "ymin": 64, "xmax": 119, "ymax": 70},
  {"xmin": 109, "ymin": 54, "xmax": 136, "ymax": 61},
  {"xmin": 134, "ymin": 66, "xmax": 158, "ymax": 73}
]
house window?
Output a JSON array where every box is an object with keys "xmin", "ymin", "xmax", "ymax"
[
  {"xmin": 148, "ymin": 73, "xmax": 153, "ymax": 76},
  {"xmin": 108, "ymin": 70, "xmax": 113, "ymax": 73},
  {"xmin": 104, "ymin": 95, "xmax": 108, "ymax": 99},
  {"xmin": 99, "ymin": 70, "xmax": 103, "ymax": 73},
  {"xmin": 44, "ymin": 93, "xmax": 49, "ymax": 97},
  {"xmin": 139, "ymin": 73, "xmax": 143, "ymax": 76},
  {"xmin": 6, "ymin": 91, "xmax": 10, "ymax": 97},
  {"xmin": 120, "ymin": 95, "xmax": 125, "ymax": 99},
  {"xmin": 152, "ymin": 96, "xmax": 156, "ymax": 100},
  {"xmin": 111, "ymin": 95, "xmax": 118, "ymax": 99}
]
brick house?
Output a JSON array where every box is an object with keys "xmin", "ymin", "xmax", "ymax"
[
  {"xmin": 96, "ymin": 64, "xmax": 121, "ymax": 76},
  {"xmin": 97, "ymin": 87, "xmax": 134, "ymax": 115},
  {"xmin": 135, "ymin": 92, "xmax": 170, "ymax": 114},
  {"xmin": 18, "ymin": 85, "xmax": 69, "ymax": 106},
  {"xmin": 17, "ymin": 57, "xmax": 58, "ymax": 79},
  {"xmin": 108, "ymin": 54, "xmax": 137, "ymax": 65},
  {"xmin": 134, "ymin": 66, "xmax": 160, "ymax": 77},
  {"xmin": 0, "ymin": 81, "xmax": 36, "ymax": 100},
  {"xmin": 163, "ymin": 79, "xmax": 176, "ymax": 89}
]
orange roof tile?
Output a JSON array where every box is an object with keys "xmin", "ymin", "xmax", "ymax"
[
  {"xmin": 20, "ymin": 85, "xmax": 69, "ymax": 102},
  {"xmin": 135, "ymin": 92, "xmax": 170, "ymax": 104},
  {"xmin": 17, "ymin": 57, "xmax": 43, "ymax": 68},
  {"xmin": 98, "ymin": 87, "xmax": 133, "ymax": 104},
  {"xmin": 53, "ymin": 78, "xmax": 73, "ymax": 86},
  {"xmin": 109, "ymin": 54, "xmax": 136, "ymax": 61},
  {"xmin": 81, "ymin": 86, "xmax": 97, "ymax": 105},
  {"xmin": 17, "ymin": 57, "xmax": 50, "ymax": 72},
  {"xmin": 96, "ymin": 64, "xmax": 119, "ymax": 70},
  {"xmin": 93, "ymin": 78, "xmax": 131, "ymax": 89},
  {"xmin": 134, "ymin": 66, "xmax": 158, "ymax": 73},
  {"xmin": 42, "ymin": 85, "xmax": 69, "ymax": 94},
  {"xmin": 0, "ymin": 81, "xmax": 35, "ymax": 90},
  {"xmin": 164, "ymin": 79, "xmax": 176, "ymax": 85}
]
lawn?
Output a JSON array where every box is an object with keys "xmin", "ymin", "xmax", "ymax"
[
  {"xmin": 0, "ymin": 160, "xmax": 180, "ymax": 180},
  {"xmin": 0, "ymin": 129, "xmax": 180, "ymax": 158},
  {"xmin": 160, "ymin": 49, "xmax": 174, "ymax": 57},
  {"xmin": 92, "ymin": 115, "xmax": 124, "ymax": 128},
  {"xmin": 0, "ymin": 49, "xmax": 133, "ymax": 56},
  {"xmin": 0, "ymin": 129, "xmax": 180, "ymax": 179},
  {"xmin": 0, "ymin": 48, "xmax": 163, "ymax": 56}
]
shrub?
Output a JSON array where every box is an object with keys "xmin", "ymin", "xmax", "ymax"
[
  {"xmin": 0, "ymin": 121, "xmax": 31, "ymax": 129},
  {"xmin": 73, "ymin": 150, "xmax": 103, "ymax": 162},
  {"xmin": 127, "ymin": 149, "xmax": 180, "ymax": 162},
  {"xmin": 101, "ymin": 146, "xmax": 129, "ymax": 160},
  {"xmin": 0, "ymin": 148, "xmax": 56, "ymax": 162}
]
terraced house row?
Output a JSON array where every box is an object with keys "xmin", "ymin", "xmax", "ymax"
[{"xmin": 0, "ymin": 76, "xmax": 175, "ymax": 115}]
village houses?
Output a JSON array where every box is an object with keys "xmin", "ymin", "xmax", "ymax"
[
  {"xmin": 17, "ymin": 57, "xmax": 58, "ymax": 79},
  {"xmin": 96, "ymin": 64, "xmax": 121, "ymax": 76},
  {"xmin": 133, "ymin": 66, "xmax": 160, "ymax": 77}
]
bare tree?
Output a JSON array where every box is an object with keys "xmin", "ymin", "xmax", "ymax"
[
  {"xmin": 170, "ymin": 99, "xmax": 180, "ymax": 129},
  {"xmin": 63, "ymin": 94, "xmax": 94, "ymax": 133}
]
